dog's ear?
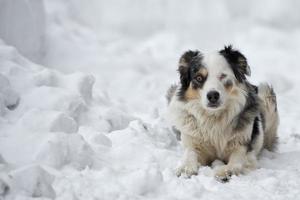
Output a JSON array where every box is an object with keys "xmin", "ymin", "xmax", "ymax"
[
  {"xmin": 219, "ymin": 45, "xmax": 251, "ymax": 82},
  {"xmin": 178, "ymin": 50, "xmax": 200, "ymax": 88}
]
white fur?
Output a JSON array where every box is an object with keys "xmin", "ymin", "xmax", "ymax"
[{"xmin": 201, "ymin": 52, "xmax": 236, "ymax": 111}]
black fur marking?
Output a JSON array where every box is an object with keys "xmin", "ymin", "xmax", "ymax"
[
  {"xmin": 178, "ymin": 65, "xmax": 190, "ymax": 100},
  {"xmin": 248, "ymin": 116, "xmax": 260, "ymax": 151},
  {"xmin": 177, "ymin": 50, "xmax": 204, "ymax": 101},
  {"xmin": 219, "ymin": 45, "xmax": 250, "ymax": 83},
  {"xmin": 250, "ymin": 83, "xmax": 258, "ymax": 94},
  {"xmin": 260, "ymin": 112, "xmax": 266, "ymax": 131},
  {"xmin": 233, "ymin": 83, "xmax": 260, "ymax": 132}
]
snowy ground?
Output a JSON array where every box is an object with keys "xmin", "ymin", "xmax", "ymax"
[{"xmin": 1, "ymin": 0, "xmax": 300, "ymax": 199}]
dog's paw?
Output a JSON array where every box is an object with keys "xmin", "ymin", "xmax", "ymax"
[
  {"xmin": 214, "ymin": 165, "xmax": 233, "ymax": 182},
  {"xmin": 175, "ymin": 163, "xmax": 198, "ymax": 178}
]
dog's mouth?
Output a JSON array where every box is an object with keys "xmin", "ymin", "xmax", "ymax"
[{"xmin": 207, "ymin": 102, "xmax": 221, "ymax": 109}]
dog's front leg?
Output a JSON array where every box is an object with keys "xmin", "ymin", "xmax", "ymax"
[
  {"xmin": 214, "ymin": 146, "xmax": 247, "ymax": 182},
  {"xmin": 176, "ymin": 148, "xmax": 200, "ymax": 178}
]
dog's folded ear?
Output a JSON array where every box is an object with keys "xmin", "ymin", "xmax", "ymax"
[
  {"xmin": 219, "ymin": 45, "xmax": 251, "ymax": 82},
  {"xmin": 178, "ymin": 50, "xmax": 200, "ymax": 88}
]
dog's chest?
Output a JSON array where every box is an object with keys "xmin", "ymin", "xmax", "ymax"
[{"xmin": 194, "ymin": 117, "xmax": 233, "ymax": 159}]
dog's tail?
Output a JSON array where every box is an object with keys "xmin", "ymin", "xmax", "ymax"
[
  {"xmin": 166, "ymin": 84, "xmax": 177, "ymax": 104},
  {"xmin": 257, "ymin": 83, "xmax": 279, "ymax": 151}
]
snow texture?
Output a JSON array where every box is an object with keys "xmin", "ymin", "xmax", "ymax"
[{"xmin": 0, "ymin": 0, "xmax": 300, "ymax": 199}]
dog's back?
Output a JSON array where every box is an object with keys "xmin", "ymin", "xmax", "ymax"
[{"xmin": 258, "ymin": 83, "xmax": 279, "ymax": 151}]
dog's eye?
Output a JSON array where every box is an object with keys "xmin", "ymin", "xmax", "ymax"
[
  {"xmin": 220, "ymin": 73, "xmax": 227, "ymax": 80},
  {"xmin": 195, "ymin": 76, "xmax": 203, "ymax": 82}
]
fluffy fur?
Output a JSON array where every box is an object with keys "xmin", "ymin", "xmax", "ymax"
[{"xmin": 167, "ymin": 45, "xmax": 279, "ymax": 181}]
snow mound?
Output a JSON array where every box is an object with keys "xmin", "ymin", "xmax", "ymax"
[
  {"xmin": 35, "ymin": 133, "xmax": 94, "ymax": 169},
  {"xmin": 9, "ymin": 165, "xmax": 56, "ymax": 199},
  {"xmin": 19, "ymin": 109, "xmax": 78, "ymax": 133},
  {"xmin": 0, "ymin": 73, "xmax": 19, "ymax": 115},
  {"xmin": 0, "ymin": 39, "xmax": 125, "ymax": 195},
  {"xmin": 0, "ymin": 176, "xmax": 9, "ymax": 197}
]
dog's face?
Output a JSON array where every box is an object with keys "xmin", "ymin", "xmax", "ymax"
[{"xmin": 178, "ymin": 45, "xmax": 250, "ymax": 113}]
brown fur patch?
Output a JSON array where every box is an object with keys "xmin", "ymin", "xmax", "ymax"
[
  {"xmin": 230, "ymin": 88, "xmax": 239, "ymax": 96},
  {"xmin": 185, "ymin": 83, "xmax": 200, "ymax": 100},
  {"xmin": 197, "ymin": 67, "xmax": 208, "ymax": 78},
  {"xmin": 229, "ymin": 81, "xmax": 242, "ymax": 96}
]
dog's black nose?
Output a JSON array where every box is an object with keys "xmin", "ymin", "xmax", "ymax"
[{"xmin": 207, "ymin": 90, "xmax": 220, "ymax": 104}]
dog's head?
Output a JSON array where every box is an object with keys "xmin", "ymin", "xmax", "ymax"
[{"xmin": 177, "ymin": 45, "xmax": 250, "ymax": 113}]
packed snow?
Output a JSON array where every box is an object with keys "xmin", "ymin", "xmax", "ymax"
[{"xmin": 0, "ymin": 0, "xmax": 300, "ymax": 199}]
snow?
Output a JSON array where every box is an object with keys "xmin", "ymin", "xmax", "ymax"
[
  {"xmin": 0, "ymin": 0, "xmax": 300, "ymax": 199},
  {"xmin": 9, "ymin": 165, "xmax": 56, "ymax": 198}
]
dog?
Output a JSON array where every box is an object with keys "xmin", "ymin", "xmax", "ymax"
[{"xmin": 166, "ymin": 45, "xmax": 279, "ymax": 182}]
